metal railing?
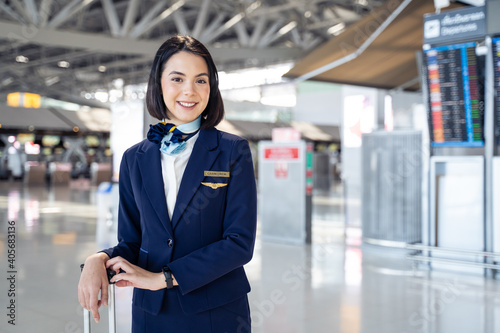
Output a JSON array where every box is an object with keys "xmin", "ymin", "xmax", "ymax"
[{"xmin": 406, "ymin": 243, "xmax": 500, "ymax": 273}]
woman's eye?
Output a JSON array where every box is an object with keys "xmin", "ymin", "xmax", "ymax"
[
  {"xmin": 197, "ymin": 79, "xmax": 207, "ymax": 84},
  {"xmin": 171, "ymin": 77, "xmax": 182, "ymax": 82}
]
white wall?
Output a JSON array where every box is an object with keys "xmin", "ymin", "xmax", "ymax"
[
  {"xmin": 110, "ymin": 100, "xmax": 144, "ymax": 181},
  {"xmin": 389, "ymin": 90, "xmax": 424, "ymax": 129},
  {"xmin": 341, "ymin": 85, "xmax": 379, "ymax": 227},
  {"xmin": 294, "ymin": 81, "xmax": 343, "ymax": 125}
]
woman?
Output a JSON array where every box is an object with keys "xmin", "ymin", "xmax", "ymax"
[{"xmin": 78, "ymin": 35, "xmax": 257, "ymax": 333}]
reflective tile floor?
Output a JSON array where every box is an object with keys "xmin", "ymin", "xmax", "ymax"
[{"xmin": 1, "ymin": 180, "xmax": 500, "ymax": 333}]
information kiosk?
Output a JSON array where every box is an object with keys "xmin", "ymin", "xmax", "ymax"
[
  {"xmin": 417, "ymin": 3, "xmax": 500, "ymax": 272},
  {"xmin": 491, "ymin": 35, "xmax": 500, "ymax": 253}
]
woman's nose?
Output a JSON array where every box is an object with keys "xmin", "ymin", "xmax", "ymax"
[{"xmin": 182, "ymin": 81, "xmax": 195, "ymax": 95}]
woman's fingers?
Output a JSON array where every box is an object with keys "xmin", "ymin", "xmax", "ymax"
[
  {"xmin": 89, "ymin": 291, "xmax": 101, "ymax": 323},
  {"xmin": 108, "ymin": 260, "xmax": 147, "ymax": 286},
  {"xmin": 78, "ymin": 253, "xmax": 110, "ymax": 323},
  {"xmin": 105, "ymin": 255, "xmax": 125, "ymax": 266},
  {"xmin": 105, "ymin": 256, "xmax": 164, "ymax": 291},
  {"xmin": 78, "ymin": 285, "xmax": 86, "ymax": 309},
  {"xmin": 106, "ymin": 256, "xmax": 131, "ymax": 273},
  {"xmin": 100, "ymin": 276, "xmax": 109, "ymax": 307},
  {"xmin": 115, "ymin": 279, "xmax": 134, "ymax": 288}
]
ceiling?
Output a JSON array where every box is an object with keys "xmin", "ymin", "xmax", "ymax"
[
  {"xmin": 0, "ymin": 0, "xmax": 386, "ymax": 109},
  {"xmin": 285, "ymin": 0, "xmax": 466, "ymax": 91}
]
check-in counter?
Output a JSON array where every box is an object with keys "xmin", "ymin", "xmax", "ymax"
[
  {"xmin": 90, "ymin": 162, "xmax": 112, "ymax": 186},
  {"xmin": 49, "ymin": 162, "xmax": 72, "ymax": 185},
  {"xmin": 24, "ymin": 161, "xmax": 46, "ymax": 185}
]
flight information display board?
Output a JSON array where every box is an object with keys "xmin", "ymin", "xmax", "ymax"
[
  {"xmin": 425, "ymin": 42, "xmax": 484, "ymax": 147},
  {"xmin": 492, "ymin": 37, "xmax": 500, "ymax": 144}
]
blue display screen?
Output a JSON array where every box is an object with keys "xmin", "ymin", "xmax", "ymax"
[
  {"xmin": 492, "ymin": 37, "xmax": 500, "ymax": 144},
  {"xmin": 425, "ymin": 42, "xmax": 484, "ymax": 147}
]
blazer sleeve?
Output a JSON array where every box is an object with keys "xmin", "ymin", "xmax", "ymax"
[
  {"xmin": 168, "ymin": 138, "xmax": 257, "ymax": 295},
  {"xmin": 101, "ymin": 150, "xmax": 142, "ymax": 264}
]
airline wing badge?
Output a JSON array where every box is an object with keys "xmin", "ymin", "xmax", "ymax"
[{"xmin": 201, "ymin": 182, "xmax": 228, "ymax": 189}]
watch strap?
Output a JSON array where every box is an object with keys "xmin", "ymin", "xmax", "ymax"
[{"xmin": 162, "ymin": 266, "xmax": 174, "ymax": 289}]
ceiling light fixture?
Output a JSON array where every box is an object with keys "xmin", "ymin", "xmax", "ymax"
[
  {"xmin": 58, "ymin": 61, "xmax": 70, "ymax": 68},
  {"xmin": 327, "ymin": 22, "xmax": 345, "ymax": 35},
  {"xmin": 45, "ymin": 76, "xmax": 60, "ymax": 86},
  {"xmin": 2, "ymin": 77, "xmax": 14, "ymax": 86},
  {"xmin": 224, "ymin": 13, "xmax": 245, "ymax": 29},
  {"xmin": 278, "ymin": 21, "xmax": 297, "ymax": 36},
  {"xmin": 16, "ymin": 55, "xmax": 29, "ymax": 63},
  {"xmin": 246, "ymin": 1, "xmax": 261, "ymax": 13},
  {"xmin": 160, "ymin": 0, "xmax": 185, "ymax": 19}
]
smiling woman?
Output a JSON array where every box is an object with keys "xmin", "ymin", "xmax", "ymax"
[
  {"xmin": 145, "ymin": 36, "xmax": 224, "ymax": 130},
  {"xmin": 78, "ymin": 35, "xmax": 257, "ymax": 333},
  {"xmin": 160, "ymin": 51, "xmax": 210, "ymax": 125}
]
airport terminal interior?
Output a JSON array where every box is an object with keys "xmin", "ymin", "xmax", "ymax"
[{"xmin": 2, "ymin": 0, "xmax": 500, "ymax": 332}]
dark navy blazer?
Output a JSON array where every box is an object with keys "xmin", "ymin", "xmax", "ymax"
[{"xmin": 103, "ymin": 127, "xmax": 257, "ymax": 316}]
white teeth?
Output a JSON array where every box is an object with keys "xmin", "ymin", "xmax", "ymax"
[{"xmin": 179, "ymin": 101, "xmax": 196, "ymax": 107}]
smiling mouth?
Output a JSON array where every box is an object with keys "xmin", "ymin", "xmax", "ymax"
[{"xmin": 178, "ymin": 101, "xmax": 196, "ymax": 107}]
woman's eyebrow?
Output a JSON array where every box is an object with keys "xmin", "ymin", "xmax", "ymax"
[
  {"xmin": 168, "ymin": 70, "xmax": 185, "ymax": 76},
  {"xmin": 168, "ymin": 70, "xmax": 208, "ymax": 77}
]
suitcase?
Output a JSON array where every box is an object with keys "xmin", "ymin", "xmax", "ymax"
[{"xmin": 80, "ymin": 264, "xmax": 117, "ymax": 333}]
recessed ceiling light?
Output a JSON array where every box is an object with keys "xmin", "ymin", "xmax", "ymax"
[
  {"xmin": 16, "ymin": 55, "xmax": 29, "ymax": 63},
  {"xmin": 98, "ymin": 65, "xmax": 107, "ymax": 72},
  {"xmin": 58, "ymin": 61, "xmax": 70, "ymax": 68}
]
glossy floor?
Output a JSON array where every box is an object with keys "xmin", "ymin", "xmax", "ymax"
[{"xmin": 0, "ymin": 181, "xmax": 499, "ymax": 333}]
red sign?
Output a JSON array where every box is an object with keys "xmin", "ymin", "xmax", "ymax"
[
  {"xmin": 306, "ymin": 184, "xmax": 313, "ymax": 195},
  {"xmin": 264, "ymin": 147, "xmax": 299, "ymax": 160}
]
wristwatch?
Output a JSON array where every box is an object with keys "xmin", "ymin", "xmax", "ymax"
[{"xmin": 162, "ymin": 266, "xmax": 174, "ymax": 289}]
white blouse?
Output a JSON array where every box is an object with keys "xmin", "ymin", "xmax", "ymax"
[{"xmin": 160, "ymin": 132, "xmax": 199, "ymax": 220}]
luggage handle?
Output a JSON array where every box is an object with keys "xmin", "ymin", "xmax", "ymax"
[{"xmin": 80, "ymin": 264, "xmax": 117, "ymax": 333}]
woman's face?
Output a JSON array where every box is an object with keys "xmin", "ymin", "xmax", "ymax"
[{"xmin": 160, "ymin": 51, "xmax": 210, "ymax": 126}]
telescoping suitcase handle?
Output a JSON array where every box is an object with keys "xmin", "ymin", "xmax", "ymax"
[{"xmin": 80, "ymin": 264, "xmax": 117, "ymax": 333}]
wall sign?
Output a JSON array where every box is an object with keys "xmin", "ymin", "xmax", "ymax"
[{"xmin": 424, "ymin": 6, "xmax": 486, "ymax": 45}]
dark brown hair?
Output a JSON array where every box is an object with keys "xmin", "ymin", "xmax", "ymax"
[{"xmin": 146, "ymin": 35, "xmax": 224, "ymax": 129}]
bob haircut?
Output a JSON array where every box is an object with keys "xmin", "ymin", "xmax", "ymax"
[{"xmin": 146, "ymin": 35, "xmax": 224, "ymax": 129}]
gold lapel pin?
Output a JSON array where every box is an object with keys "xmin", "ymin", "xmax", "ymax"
[{"xmin": 201, "ymin": 182, "xmax": 228, "ymax": 189}]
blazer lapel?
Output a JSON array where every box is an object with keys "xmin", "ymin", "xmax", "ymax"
[
  {"xmin": 171, "ymin": 128, "xmax": 220, "ymax": 229},
  {"xmin": 137, "ymin": 141, "xmax": 174, "ymax": 236}
]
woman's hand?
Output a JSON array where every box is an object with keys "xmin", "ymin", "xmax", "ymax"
[
  {"xmin": 78, "ymin": 252, "xmax": 110, "ymax": 323},
  {"xmin": 106, "ymin": 256, "xmax": 166, "ymax": 291}
]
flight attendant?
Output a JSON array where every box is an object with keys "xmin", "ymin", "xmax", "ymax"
[{"xmin": 78, "ymin": 35, "xmax": 257, "ymax": 333}]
